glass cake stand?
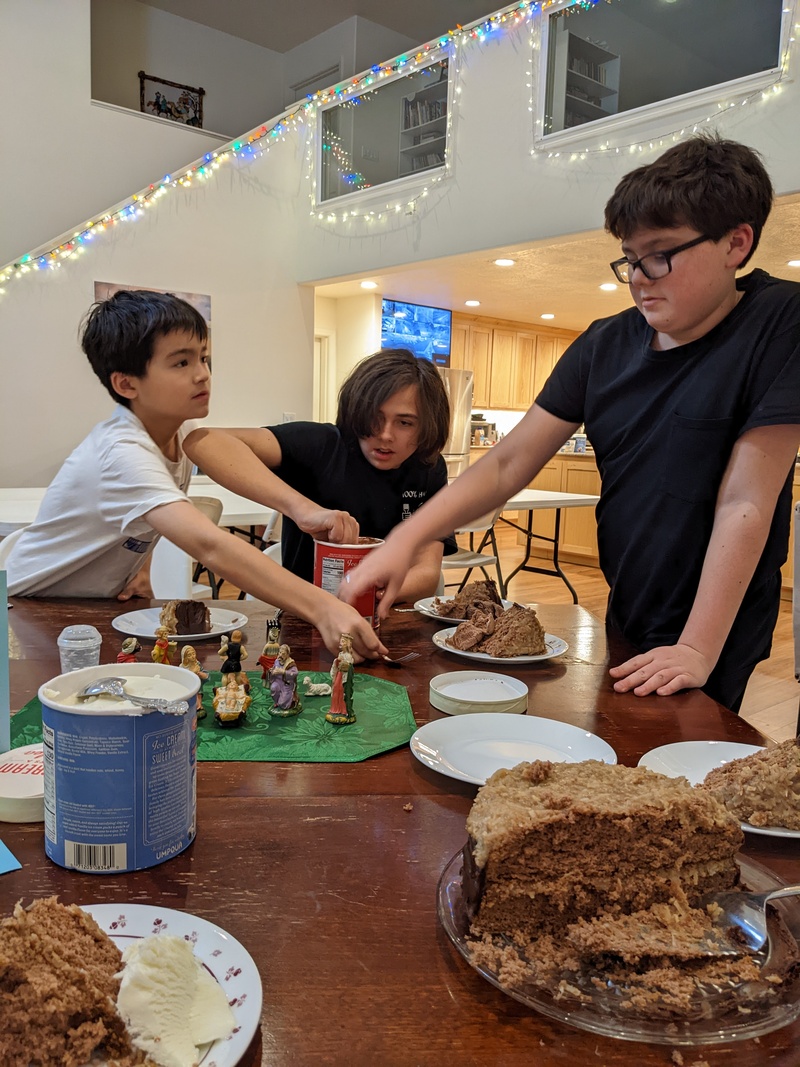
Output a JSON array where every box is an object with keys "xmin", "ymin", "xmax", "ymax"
[{"xmin": 437, "ymin": 848, "xmax": 800, "ymax": 1046}]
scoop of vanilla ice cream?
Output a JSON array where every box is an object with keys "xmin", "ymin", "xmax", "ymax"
[{"xmin": 117, "ymin": 935, "xmax": 235, "ymax": 1067}]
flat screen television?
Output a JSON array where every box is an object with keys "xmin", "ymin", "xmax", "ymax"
[{"xmin": 380, "ymin": 299, "xmax": 451, "ymax": 365}]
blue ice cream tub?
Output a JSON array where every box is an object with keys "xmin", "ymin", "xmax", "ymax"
[{"xmin": 38, "ymin": 662, "xmax": 200, "ymax": 873}]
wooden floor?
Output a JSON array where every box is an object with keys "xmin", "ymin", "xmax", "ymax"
[{"xmin": 219, "ymin": 523, "xmax": 798, "ymax": 742}]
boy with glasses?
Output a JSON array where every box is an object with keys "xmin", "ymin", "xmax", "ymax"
[{"xmin": 343, "ymin": 134, "xmax": 800, "ymax": 712}]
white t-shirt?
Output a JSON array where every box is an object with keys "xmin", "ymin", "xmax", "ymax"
[{"xmin": 7, "ymin": 406, "xmax": 198, "ymax": 597}]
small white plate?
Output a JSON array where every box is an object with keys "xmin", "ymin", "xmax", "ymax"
[
  {"xmin": 83, "ymin": 902, "xmax": 261, "ymax": 1067},
  {"xmin": 112, "ymin": 607, "xmax": 248, "ymax": 642},
  {"xmin": 637, "ymin": 741, "xmax": 800, "ymax": 839},
  {"xmin": 414, "ymin": 595, "xmax": 514, "ymax": 623},
  {"xmin": 432, "ymin": 627, "xmax": 568, "ymax": 664},
  {"xmin": 429, "ymin": 671, "xmax": 528, "ymax": 715},
  {"xmin": 410, "ymin": 713, "xmax": 617, "ymax": 785}
]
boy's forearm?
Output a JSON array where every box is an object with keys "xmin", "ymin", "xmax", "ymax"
[
  {"xmin": 678, "ymin": 499, "xmax": 770, "ymax": 668},
  {"xmin": 380, "ymin": 404, "xmax": 577, "ymax": 557},
  {"xmin": 183, "ymin": 428, "xmax": 318, "ymax": 528}
]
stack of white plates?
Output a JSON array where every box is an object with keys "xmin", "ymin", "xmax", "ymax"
[
  {"xmin": 429, "ymin": 671, "xmax": 528, "ymax": 715},
  {"xmin": 0, "ymin": 743, "xmax": 45, "ymax": 823}
]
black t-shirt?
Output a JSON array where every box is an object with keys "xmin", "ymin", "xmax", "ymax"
[
  {"xmin": 536, "ymin": 269, "xmax": 800, "ymax": 684},
  {"xmin": 267, "ymin": 421, "xmax": 456, "ymax": 582}
]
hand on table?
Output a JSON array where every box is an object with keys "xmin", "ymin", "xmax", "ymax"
[
  {"xmin": 609, "ymin": 643, "xmax": 712, "ymax": 697},
  {"xmin": 117, "ymin": 570, "xmax": 154, "ymax": 601}
]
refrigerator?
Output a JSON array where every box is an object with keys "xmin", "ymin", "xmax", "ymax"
[{"xmin": 437, "ymin": 367, "xmax": 474, "ymax": 481}]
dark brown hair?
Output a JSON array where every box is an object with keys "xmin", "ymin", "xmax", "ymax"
[
  {"xmin": 604, "ymin": 133, "xmax": 773, "ymax": 268},
  {"xmin": 336, "ymin": 348, "xmax": 450, "ymax": 465},
  {"xmin": 81, "ymin": 289, "xmax": 208, "ymax": 407}
]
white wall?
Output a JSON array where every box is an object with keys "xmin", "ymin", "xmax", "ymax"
[
  {"xmin": 282, "ymin": 17, "xmax": 415, "ymax": 109},
  {"xmin": 91, "ymin": 0, "xmax": 284, "ymax": 137},
  {"xmin": 0, "ymin": 129, "xmax": 316, "ymax": 485},
  {"xmin": 0, "ymin": 0, "xmax": 228, "ymax": 267},
  {"xmin": 3, "ymin": 1, "xmax": 800, "ymax": 486},
  {"xmin": 294, "ymin": 20, "xmax": 800, "ymax": 284}
]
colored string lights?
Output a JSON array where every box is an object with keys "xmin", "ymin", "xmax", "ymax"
[{"xmin": 0, "ymin": 0, "xmax": 795, "ymax": 294}]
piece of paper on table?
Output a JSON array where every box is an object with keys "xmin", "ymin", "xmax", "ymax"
[{"xmin": 0, "ymin": 838, "xmax": 21, "ymax": 873}]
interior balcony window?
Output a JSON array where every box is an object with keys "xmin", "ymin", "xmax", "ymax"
[
  {"xmin": 541, "ymin": 0, "xmax": 785, "ymax": 138},
  {"xmin": 319, "ymin": 59, "xmax": 449, "ymax": 204}
]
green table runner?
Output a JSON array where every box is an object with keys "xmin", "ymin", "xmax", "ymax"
[{"xmin": 11, "ymin": 671, "xmax": 417, "ymax": 763}]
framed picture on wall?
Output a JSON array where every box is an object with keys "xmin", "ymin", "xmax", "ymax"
[{"xmin": 138, "ymin": 71, "xmax": 205, "ymax": 128}]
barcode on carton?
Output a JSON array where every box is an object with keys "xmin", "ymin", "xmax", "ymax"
[{"xmin": 65, "ymin": 840, "xmax": 128, "ymax": 872}]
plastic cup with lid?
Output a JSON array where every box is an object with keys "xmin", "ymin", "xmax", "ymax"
[{"xmin": 57, "ymin": 624, "xmax": 103, "ymax": 673}]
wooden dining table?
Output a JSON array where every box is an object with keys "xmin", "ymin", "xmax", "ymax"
[{"xmin": 2, "ymin": 597, "xmax": 798, "ymax": 1067}]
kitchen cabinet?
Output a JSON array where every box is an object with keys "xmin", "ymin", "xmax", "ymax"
[
  {"xmin": 517, "ymin": 453, "xmax": 601, "ymax": 566},
  {"xmin": 450, "ymin": 313, "xmax": 578, "ymax": 412}
]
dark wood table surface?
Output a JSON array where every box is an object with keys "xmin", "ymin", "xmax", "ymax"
[{"xmin": 2, "ymin": 598, "xmax": 798, "ymax": 1067}]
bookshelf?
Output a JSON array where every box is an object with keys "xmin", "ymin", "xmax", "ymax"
[
  {"xmin": 548, "ymin": 26, "xmax": 619, "ymax": 133},
  {"xmin": 399, "ymin": 67, "xmax": 448, "ymax": 177}
]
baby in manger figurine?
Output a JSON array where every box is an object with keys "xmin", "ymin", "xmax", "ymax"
[
  {"xmin": 268, "ymin": 644, "xmax": 301, "ymax": 717},
  {"xmin": 325, "ymin": 633, "xmax": 356, "ymax": 725},
  {"xmin": 213, "ymin": 675, "xmax": 252, "ymax": 727}
]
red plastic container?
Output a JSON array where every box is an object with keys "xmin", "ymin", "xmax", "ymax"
[{"xmin": 313, "ymin": 538, "xmax": 384, "ymax": 628}]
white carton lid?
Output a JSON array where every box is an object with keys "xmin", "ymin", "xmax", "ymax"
[
  {"xmin": 0, "ymin": 743, "xmax": 45, "ymax": 823},
  {"xmin": 429, "ymin": 671, "xmax": 528, "ymax": 716}
]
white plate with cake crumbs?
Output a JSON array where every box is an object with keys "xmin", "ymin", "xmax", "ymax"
[
  {"xmin": 432, "ymin": 628, "xmax": 568, "ymax": 663},
  {"xmin": 410, "ymin": 714, "xmax": 616, "ymax": 784},
  {"xmin": 83, "ymin": 903, "xmax": 261, "ymax": 1066},
  {"xmin": 414, "ymin": 596, "xmax": 514, "ymax": 622},
  {"xmin": 112, "ymin": 607, "xmax": 248, "ymax": 641},
  {"xmin": 637, "ymin": 741, "xmax": 800, "ymax": 839}
]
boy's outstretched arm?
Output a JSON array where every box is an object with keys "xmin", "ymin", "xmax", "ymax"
[
  {"xmin": 183, "ymin": 427, "xmax": 359, "ymax": 544},
  {"xmin": 341, "ymin": 404, "xmax": 578, "ymax": 616},
  {"xmin": 610, "ymin": 423, "xmax": 800, "ymax": 700},
  {"xmin": 144, "ymin": 500, "xmax": 386, "ymax": 660}
]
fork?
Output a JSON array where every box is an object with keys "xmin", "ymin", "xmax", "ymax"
[
  {"xmin": 381, "ymin": 652, "xmax": 421, "ymax": 667},
  {"xmin": 702, "ymin": 883, "xmax": 800, "ymax": 954}
]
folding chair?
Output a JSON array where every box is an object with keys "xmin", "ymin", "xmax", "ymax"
[{"xmin": 440, "ymin": 505, "xmax": 505, "ymax": 595}]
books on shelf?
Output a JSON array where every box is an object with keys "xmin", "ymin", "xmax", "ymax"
[
  {"xmin": 411, "ymin": 152, "xmax": 445, "ymax": 172},
  {"xmin": 403, "ymin": 98, "xmax": 446, "ymax": 130}
]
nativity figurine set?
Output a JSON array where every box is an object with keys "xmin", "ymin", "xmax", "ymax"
[{"xmin": 127, "ymin": 619, "xmax": 356, "ymax": 729}]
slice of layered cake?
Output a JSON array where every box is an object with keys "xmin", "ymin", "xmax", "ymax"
[
  {"xmin": 461, "ymin": 761, "xmax": 800, "ymax": 1020},
  {"xmin": 159, "ymin": 599, "xmax": 211, "ymax": 636},
  {"xmin": 699, "ymin": 738, "xmax": 800, "ymax": 830},
  {"xmin": 0, "ymin": 897, "xmax": 147, "ymax": 1066},
  {"xmin": 464, "ymin": 760, "xmax": 742, "ymax": 939}
]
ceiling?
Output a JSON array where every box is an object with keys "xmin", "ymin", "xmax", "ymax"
[
  {"xmin": 313, "ymin": 196, "xmax": 800, "ymax": 333},
  {"xmin": 139, "ymin": 0, "xmax": 800, "ymax": 333}
]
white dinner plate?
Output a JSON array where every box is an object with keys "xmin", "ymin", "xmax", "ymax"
[
  {"xmin": 410, "ymin": 713, "xmax": 617, "ymax": 785},
  {"xmin": 414, "ymin": 595, "xmax": 514, "ymax": 623},
  {"xmin": 83, "ymin": 902, "xmax": 261, "ymax": 1067},
  {"xmin": 432, "ymin": 627, "xmax": 568, "ymax": 664},
  {"xmin": 637, "ymin": 741, "xmax": 800, "ymax": 839},
  {"xmin": 112, "ymin": 607, "xmax": 249, "ymax": 642}
]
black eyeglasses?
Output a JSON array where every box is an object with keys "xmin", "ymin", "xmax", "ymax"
[{"xmin": 610, "ymin": 234, "xmax": 712, "ymax": 284}]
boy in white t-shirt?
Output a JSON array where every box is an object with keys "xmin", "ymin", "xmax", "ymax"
[{"xmin": 5, "ymin": 289, "xmax": 385, "ymax": 660}]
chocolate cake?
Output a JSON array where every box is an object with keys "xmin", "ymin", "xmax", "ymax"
[
  {"xmin": 448, "ymin": 603, "xmax": 546, "ymax": 657},
  {"xmin": 699, "ymin": 738, "xmax": 800, "ymax": 829},
  {"xmin": 464, "ymin": 761, "xmax": 743, "ymax": 940},
  {"xmin": 462, "ymin": 761, "xmax": 800, "ymax": 1020},
  {"xmin": 0, "ymin": 897, "xmax": 149, "ymax": 1066},
  {"xmin": 159, "ymin": 599, "xmax": 211, "ymax": 636},
  {"xmin": 433, "ymin": 579, "xmax": 503, "ymax": 618}
]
